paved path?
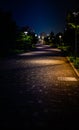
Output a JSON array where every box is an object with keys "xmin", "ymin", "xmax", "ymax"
[{"xmin": 0, "ymin": 43, "xmax": 79, "ymax": 129}]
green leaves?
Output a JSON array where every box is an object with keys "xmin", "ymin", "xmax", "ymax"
[
  {"xmin": 68, "ymin": 23, "xmax": 79, "ymax": 29},
  {"xmin": 16, "ymin": 30, "xmax": 38, "ymax": 51}
]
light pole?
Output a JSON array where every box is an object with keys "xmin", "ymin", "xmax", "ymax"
[{"xmin": 73, "ymin": 12, "xmax": 79, "ymax": 59}]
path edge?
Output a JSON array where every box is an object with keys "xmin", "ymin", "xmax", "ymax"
[{"xmin": 66, "ymin": 56, "xmax": 79, "ymax": 78}]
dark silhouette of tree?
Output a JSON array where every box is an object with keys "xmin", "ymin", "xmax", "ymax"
[
  {"xmin": 0, "ymin": 10, "xmax": 17, "ymax": 56},
  {"xmin": 64, "ymin": 9, "xmax": 79, "ymax": 54},
  {"xmin": 44, "ymin": 36, "xmax": 49, "ymax": 44},
  {"xmin": 55, "ymin": 32, "xmax": 63, "ymax": 46},
  {"xmin": 50, "ymin": 32, "xmax": 55, "ymax": 42},
  {"xmin": 44, "ymin": 31, "xmax": 55, "ymax": 46}
]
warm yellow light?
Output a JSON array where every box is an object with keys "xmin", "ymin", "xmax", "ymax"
[
  {"xmin": 30, "ymin": 59, "xmax": 65, "ymax": 65},
  {"xmin": 58, "ymin": 77, "xmax": 77, "ymax": 81}
]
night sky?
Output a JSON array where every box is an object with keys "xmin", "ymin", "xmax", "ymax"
[{"xmin": 0, "ymin": 0, "xmax": 79, "ymax": 34}]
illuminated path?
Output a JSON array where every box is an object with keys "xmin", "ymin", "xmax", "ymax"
[{"xmin": 0, "ymin": 43, "xmax": 79, "ymax": 129}]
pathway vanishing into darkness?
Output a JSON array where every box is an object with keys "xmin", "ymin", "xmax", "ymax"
[{"xmin": 0, "ymin": 43, "xmax": 79, "ymax": 129}]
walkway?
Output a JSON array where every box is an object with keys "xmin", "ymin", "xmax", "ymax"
[{"xmin": 0, "ymin": 44, "xmax": 79, "ymax": 129}]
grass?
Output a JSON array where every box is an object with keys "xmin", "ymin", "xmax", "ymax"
[
  {"xmin": 58, "ymin": 45, "xmax": 79, "ymax": 70},
  {"xmin": 58, "ymin": 45, "xmax": 70, "ymax": 52},
  {"xmin": 69, "ymin": 56, "xmax": 79, "ymax": 70}
]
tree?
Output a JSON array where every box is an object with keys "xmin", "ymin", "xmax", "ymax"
[
  {"xmin": 0, "ymin": 10, "xmax": 17, "ymax": 56},
  {"xmin": 55, "ymin": 32, "xmax": 63, "ymax": 46},
  {"xmin": 44, "ymin": 31, "xmax": 55, "ymax": 46},
  {"xmin": 64, "ymin": 9, "xmax": 79, "ymax": 55},
  {"xmin": 49, "ymin": 32, "xmax": 55, "ymax": 42},
  {"xmin": 16, "ymin": 26, "xmax": 38, "ymax": 51}
]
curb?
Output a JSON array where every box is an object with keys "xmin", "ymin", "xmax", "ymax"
[{"xmin": 66, "ymin": 57, "xmax": 79, "ymax": 78}]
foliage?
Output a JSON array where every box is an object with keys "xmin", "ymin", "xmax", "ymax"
[
  {"xmin": 69, "ymin": 56, "xmax": 79, "ymax": 69},
  {"xmin": 44, "ymin": 31, "xmax": 56, "ymax": 47},
  {"xmin": 55, "ymin": 32, "xmax": 63, "ymax": 47},
  {"xmin": 64, "ymin": 9, "xmax": 79, "ymax": 56},
  {"xmin": 74, "ymin": 59, "xmax": 79, "ymax": 69},
  {"xmin": 0, "ymin": 10, "xmax": 17, "ymax": 56},
  {"xmin": 16, "ymin": 27, "xmax": 38, "ymax": 51},
  {"xmin": 69, "ymin": 56, "xmax": 75, "ymax": 62}
]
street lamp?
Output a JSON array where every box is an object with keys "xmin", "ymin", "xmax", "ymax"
[
  {"xmin": 24, "ymin": 31, "xmax": 28, "ymax": 35},
  {"xmin": 72, "ymin": 11, "xmax": 79, "ymax": 59}
]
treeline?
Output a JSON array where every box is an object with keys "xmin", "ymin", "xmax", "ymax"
[
  {"xmin": 63, "ymin": 9, "xmax": 79, "ymax": 56},
  {"xmin": 0, "ymin": 10, "xmax": 16, "ymax": 56},
  {"xmin": 44, "ymin": 9, "xmax": 79, "ymax": 56},
  {"xmin": 44, "ymin": 31, "xmax": 63, "ymax": 48},
  {"xmin": 0, "ymin": 10, "xmax": 38, "ymax": 57}
]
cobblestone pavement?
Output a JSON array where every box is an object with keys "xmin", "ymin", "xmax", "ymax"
[{"xmin": 0, "ymin": 44, "xmax": 79, "ymax": 129}]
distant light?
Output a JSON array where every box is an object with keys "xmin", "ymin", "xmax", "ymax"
[
  {"xmin": 35, "ymin": 34, "xmax": 37, "ymax": 37},
  {"xmin": 59, "ymin": 35, "xmax": 62, "ymax": 39},
  {"xmin": 24, "ymin": 31, "xmax": 28, "ymax": 35},
  {"xmin": 72, "ymin": 12, "xmax": 79, "ymax": 17},
  {"xmin": 42, "ymin": 36, "xmax": 44, "ymax": 39},
  {"xmin": 38, "ymin": 35, "xmax": 40, "ymax": 39},
  {"xmin": 47, "ymin": 34, "xmax": 49, "ymax": 36}
]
